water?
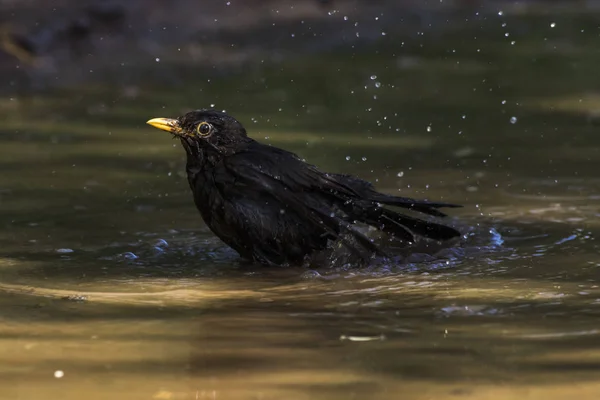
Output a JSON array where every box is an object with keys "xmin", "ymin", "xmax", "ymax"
[{"xmin": 3, "ymin": 6, "xmax": 600, "ymax": 400}]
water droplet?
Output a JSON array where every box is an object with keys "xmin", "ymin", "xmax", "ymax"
[
  {"xmin": 121, "ymin": 252, "xmax": 138, "ymax": 260},
  {"xmin": 374, "ymin": 82, "xmax": 381, "ymax": 88},
  {"xmin": 370, "ymin": 75, "xmax": 377, "ymax": 80},
  {"xmin": 345, "ymin": 156, "xmax": 351, "ymax": 161},
  {"xmin": 498, "ymin": 10, "xmax": 504, "ymax": 16},
  {"xmin": 510, "ymin": 116, "xmax": 518, "ymax": 124},
  {"xmin": 301, "ymin": 270, "xmax": 322, "ymax": 279},
  {"xmin": 511, "ymin": 41, "xmax": 516, "ymax": 45},
  {"xmin": 426, "ymin": 126, "xmax": 432, "ymax": 132},
  {"xmin": 462, "ymin": 115, "xmax": 466, "ymax": 119},
  {"xmin": 501, "ymin": 100, "xmax": 506, "ymax": 104},
  {"xmin": 56, "ymin": 248, "xmax": 74, "ymax": 254},
  {"xmin": 226, "ymin": 1, "xmax": 231, "ymax": 5},
  {"xmin": 343, "ymin": 16, "xmax": 348, "ymax": 21},
  {"xmin": 362, "ymin": 157, "xmax": 367, "ymax": 161},
  {"xmin": 397, "ymin": 171, "xmax": 404, "ymax": 177},
  {"xmin": 155, "ymin": 57, "xmax": 160, "ymax": 62},
  {"xmin": 210, "ymin": 103, "xmax": 215, "ymax": 107},
  {"xmin": 154, "ymin": 239, "xmax": 168, "ymax": 248},
  {"xmin": 54, "ymin": 370, "xmax": 64, "ymax": 379},
  {"xmin": 504, "ymin": 32, "xmax": 509, "ymax": 37},
  {"xmin": 550, "ymin": 22, "xmax": 556, "ymax": 28}
]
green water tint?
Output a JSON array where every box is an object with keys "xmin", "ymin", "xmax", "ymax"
[{"xmin": 2, "ymin": 9, "xmax": 600, "ymax": 400}]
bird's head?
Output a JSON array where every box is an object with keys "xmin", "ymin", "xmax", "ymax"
[{"xmin": 146, "ymin": 109, "xmax": 250, "ymax": 157}]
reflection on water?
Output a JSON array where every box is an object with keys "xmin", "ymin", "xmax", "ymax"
[{"xmin": 3, "ymin": 6, "xmax": 600, "ymax": 400}]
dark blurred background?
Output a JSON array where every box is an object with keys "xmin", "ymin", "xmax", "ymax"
[{"xmin": 2, "ymin": 0, "xmax": 597, "ymax": 92}]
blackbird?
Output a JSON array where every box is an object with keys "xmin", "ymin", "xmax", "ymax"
[{"xmin": 147, "ymin": 109, "xmax": 462, "ymax": 266}]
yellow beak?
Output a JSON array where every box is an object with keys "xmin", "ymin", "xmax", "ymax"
[{"xmin": 146, "ymin": 118, "xmax": 183, "ymax": 134}]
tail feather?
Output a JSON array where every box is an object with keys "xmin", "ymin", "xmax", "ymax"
[
  {"xmin": 328, "ymin": 173, "xmax": 462, "ymax": 218},
  {"xmin": 370, "ymin": 194, "xmax": 462, "ymax": 218},
  {"xmin": 311, "ymin": 173, "xmax": 463, "ymax": 255},
  {"xmin": 379, "ymin": 209, "xmax": 461, "ymax": 241}
]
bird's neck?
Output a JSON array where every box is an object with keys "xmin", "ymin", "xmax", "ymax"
[
  {"xmin": 181, "ymin": 136, "xmax": 254, "ymax": 178},
  {"xmin": 181, "ymin": 140, "xmax": 226, "ymax": 181},
  {"xmin": 183, "ymin": 147, "xmax": 213, "ymax": 173}
]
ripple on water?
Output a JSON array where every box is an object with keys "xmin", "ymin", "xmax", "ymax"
[{"xmin": 0, "ymin": 213, "xmax": 598, "ymax": 326}]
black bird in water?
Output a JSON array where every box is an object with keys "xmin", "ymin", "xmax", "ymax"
[{"xmin": 147, "ymin": 110, "xmax": 462, "ymax": 267}]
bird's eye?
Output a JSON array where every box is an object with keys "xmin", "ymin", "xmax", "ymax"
[{"xmin": 196, "ymin": 122, "xmax": 213, "ymax": 136}]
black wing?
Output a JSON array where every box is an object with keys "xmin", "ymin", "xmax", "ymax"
[{"xmin": 220, "ymin": 143, "xmax": 461, "ymax": 258}]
